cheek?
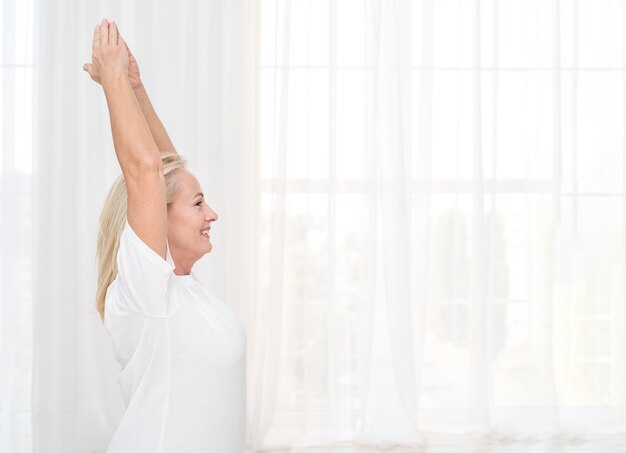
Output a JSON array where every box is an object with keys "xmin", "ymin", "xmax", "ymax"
[
  {"xmin": 168, "ymin": 213, "xmax": 189, "ymax": 239},
  {"xmin": 168, "ymin": 210, "xmax": 203, "ymax": 237}
]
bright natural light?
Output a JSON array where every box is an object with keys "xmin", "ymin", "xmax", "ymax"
[{"xmin": 2, "ymin": 0, "xmax": 625, "ymax": 451}]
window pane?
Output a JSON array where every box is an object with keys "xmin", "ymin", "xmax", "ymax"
[
  {"xmin": 336, "ymin": 69, "xmax": 365, "ymax": 179},
  {"xmin": 337, "ymin": 0, "xmax": 364, "ymax": 66},
  {"xmin": 576, "ymin": 0, "xmax": 623, "ymax": 68},
  {"xmin": 15, "ymin": 0, "xmax": 34, "ymax": 64},
  {"xmin": 431, "ymin": 72, "xmax": 474, "ymax": 180},
  {"xmin": 496, "ymin": 0, "xmax": 553, "ymax": 68},
  {"xmin": 279, "ymin": 194, "xmax": 330, "ymax": 409},
  {"xmin": 488, "ymin": 72, "xmax": 553, "ymax": 180},
  {"xmin": 432, "ymin": 0, "xmax": 474, "ymax": 68},
  {"xmin": 15, "ymin": 68, "xmax": 33, "ymax": 174},
  {"xmin": 429, "ymin": 194, "xmax": 472, "ymax": 301},
  {"xmin": 571, "ymin": 71, "xmax": 623, "ymax": 194},
  {"xmin": 422, "ymin": 302, "xmax": 471, "ymax": 408}
]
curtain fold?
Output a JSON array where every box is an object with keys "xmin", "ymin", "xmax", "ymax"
[
  {"xmin": 33, "ymin": 1, "xmax": 131, "ymax": 451},
  {"xmin": 0, "ymin": 4, "xmax": 32, "ymax": 452}
]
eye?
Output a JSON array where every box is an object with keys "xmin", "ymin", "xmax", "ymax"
[{"xmin": 195, "ymin": 200, "xmax": 203, "ymax": 207}]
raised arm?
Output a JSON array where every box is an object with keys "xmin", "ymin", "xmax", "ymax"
[
  {"xmin": 124, "ymin": 42, "xmax": 178, "ymax": 155},
  {"xmin": 83, "ymin": 25, "xmax": 177, "ymax": 155},
  {"xmin": 132, "ymin": 83, "xmax": 177, "ymax": 155},
  {"xmin": 85, "ymin": 19, "xmax": 167, "ymax": 259}
]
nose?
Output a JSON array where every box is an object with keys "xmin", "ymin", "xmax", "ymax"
[{"xmin": 205, "ymin": 205, "xmax": 218, "ymax": 222}]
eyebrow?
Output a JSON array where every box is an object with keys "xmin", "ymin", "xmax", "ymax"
[{"xmin": 193, "ymin": 192, "xmax": 204, "ymax": 199}]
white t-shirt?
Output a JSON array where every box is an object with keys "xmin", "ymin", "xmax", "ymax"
[{"xmin": 104, "ymin": 219, "xmax": 246, "ymax": 453}]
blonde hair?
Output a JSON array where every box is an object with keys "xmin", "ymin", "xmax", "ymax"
[{"xmin": 95, "ymin": 152, "xmax": 187, "ymax": 322}]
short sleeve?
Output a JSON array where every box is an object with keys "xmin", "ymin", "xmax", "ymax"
[{"xmin": 115, "ymin": 219, "xmax": 175, "ymax": 316}]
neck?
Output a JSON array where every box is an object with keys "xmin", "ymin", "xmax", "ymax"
[{"xmin": 169, "ymin": 247, "xmax": 195, "ymax": 276}]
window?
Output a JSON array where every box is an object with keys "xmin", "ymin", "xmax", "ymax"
[{"xmin": 257, "ymin": 0, "xmax": 623, "ymax": 443}]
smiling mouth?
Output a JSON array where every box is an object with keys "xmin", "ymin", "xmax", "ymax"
[{"xmin": 200, "ymin": 229, "xmax": 210, "ymax": 238}]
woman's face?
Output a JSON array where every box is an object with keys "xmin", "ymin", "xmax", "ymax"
[{"xmin": 167, "ymin": 169, "xmax": 218, "ymax": 268}]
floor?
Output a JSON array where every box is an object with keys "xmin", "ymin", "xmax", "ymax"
[
  {"xmin": 265, "ymin": 446, "xmax": 623, "ymax": 453},
  {"xmin": 262, "ymin": 435, "xmax": 626, "ymax": 452}
]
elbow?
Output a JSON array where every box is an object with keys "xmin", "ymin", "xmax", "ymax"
[{"xmin": 127, "ymin": 155, "xmax": 163, "ymax": 176}]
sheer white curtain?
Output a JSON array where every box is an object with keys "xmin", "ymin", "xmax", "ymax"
[
  {"xmin": 1, "ymin": 0, "xmax": 35, "ymax": 451},
  {"xmin": 2, "ymin": 0, "xmax": 626, "ymax": 452},
  {"xmin": 250, "ymin": 0, "xmax": 626, "ymax": 450},
  {"xmin": 29, "ymin": 0, "xmax": 257, "ymax": 452}
]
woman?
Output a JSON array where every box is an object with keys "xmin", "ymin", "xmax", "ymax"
[{"xmin": 84, "ymin": 18, "xmax": 246, "ymax": 452}]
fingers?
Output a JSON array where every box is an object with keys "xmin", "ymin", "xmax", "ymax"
[
  {"xmin": 99, "ymin": 18, "xmax": 108, "ymax": 46},
  {"xmin": 109, "ymin": 21, "xmax": 118, "ymax": 45},
  {"xmin": 124, "ymin": 40, "xmax": 133, "ymax": 56},
  {"xmin": 86, "ymin": 18, "xmax": 126, "ymax": 86},
  {"xmin": 82, "ymin": 63, "xmax": 94, "ymax": 79},
  {"xmin": 82, "ymin": 63, "xmax": 98, "ymax": 83},
  {"xmin": 93, "ymin": 19, "xmax": 123, "ymax": 47},
  {"xmin": 92, "ymin": 24, "xmax": 99, "ymax": 50}
]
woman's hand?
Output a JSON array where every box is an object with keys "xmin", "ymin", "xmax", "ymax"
[
  {"xmin": 83, "ymin": 19, "xmax": 128, "ymax": 87},
  {"xmin": 124, "ymin": 41, "xmax": 143, "ymax": 90}
]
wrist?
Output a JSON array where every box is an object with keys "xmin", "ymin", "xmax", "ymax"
[
  {"xmin": 102, "ymin": 76, "xmax": 132, "ymax": 98},
  {"xmin": 102, "ymin": 74, "xmax": 130, "ymax": 90}
]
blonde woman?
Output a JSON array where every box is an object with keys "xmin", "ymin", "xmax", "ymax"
[{"xmin": 84, "ymin": 18, "xmax": 246, "ymax": 452}]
